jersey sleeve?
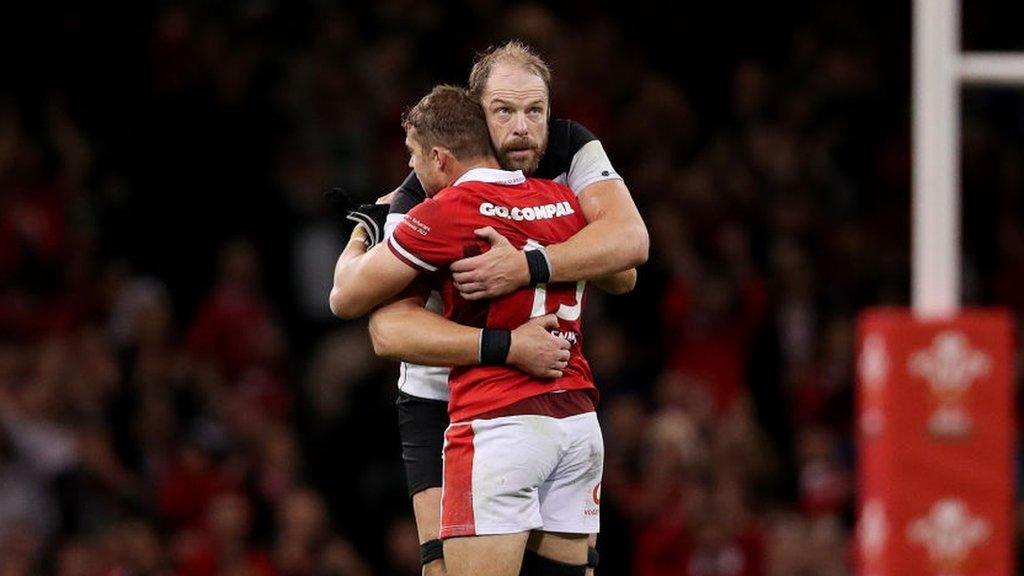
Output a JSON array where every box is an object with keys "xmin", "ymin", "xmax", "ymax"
[
  {"xmin": 385, "ymin": 172, "xmax": 427, "ymax": 239},
  {"xmin": 564, "ymin": 121, "xmax": 623, "ymax": 195},
  {"xmin": 387, "ymin": 192, "xmax": 466, "ymax": 273}
]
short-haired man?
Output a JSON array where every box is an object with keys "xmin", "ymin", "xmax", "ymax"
[
  {"xmin": 363, "ymin": 42, "xmax": 646, "ymax": 576},
  {"xmin": 330, "ymin": 85, "xmax": 609, "ymax": 576}
]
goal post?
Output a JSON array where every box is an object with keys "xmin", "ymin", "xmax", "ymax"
[
  {"xmin": 856, "ymin": 2, "xmax": 1020, "ymax": 575},
  {"xmin": 912, "ymin": 0, "xmax": 1024, "ymax": 316},
  {"xmin": 913, "ymin": 0, "xmax": 960, "ymax": 318}
]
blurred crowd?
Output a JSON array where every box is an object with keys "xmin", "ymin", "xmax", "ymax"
[{"xmin": 1, "ymin": 1, "xmax": 1022, "ymax": 575}]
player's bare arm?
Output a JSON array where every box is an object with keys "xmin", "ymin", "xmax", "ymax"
[
  {"xmin": 452, "ymin": 225, "xmax": 638, "ymax": 297},
  {"xmin": 592, "ymin": 266, "xmax": 637, "ymax": 295},
  {"xmin": 450, "ymin": 172, "xmax": 648, "ymax": 302},
  {"xmin": 328, "ymin": 227, "xmax": 419, "ymax": 319},
  {"xmin": 551, "ymin": 177, "xmax": 649, "ymax": 279},
  {"xmin": 369, "ymin": 293, "xmax": 571, "ymax": 378}
]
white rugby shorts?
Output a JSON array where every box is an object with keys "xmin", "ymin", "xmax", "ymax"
[{"xmin": 439, "ymin": 411, "xmax": 603, "ymax": 538}]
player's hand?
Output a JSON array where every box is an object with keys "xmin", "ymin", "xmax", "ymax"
[
  {"xmin": 346, "ymin": 204, "xmax": 389, "ymax": 247},
  {"xmin": 376, "ymin": 190, "xmax": 396, "ymax": 204},
  {"xmin": 451, "ymin": 227, "xmax": 530, "ymax": 300},
  {"xmin": 325, "ymin": 187, "xmax": 358, "ymax": 225},
  {"xmin": 508, "ymin": 314, "xmax": 571, "ymax": 378},
  {"xmin": 325, "ymin": 187, "xmax": 390, "ymax": 247}
]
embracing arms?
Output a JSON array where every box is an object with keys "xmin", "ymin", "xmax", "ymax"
[
  {"xmin": 450, "ymin": 178, "xmax": 648, "ymax": 300},
  {"xmin": 329, "ymin": 226, "xmax": 571, "ymax": 377}
]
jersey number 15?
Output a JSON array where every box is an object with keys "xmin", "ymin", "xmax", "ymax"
[{"xmin": 525, "ymin": 240, "xmax": 586, "ymax": 321}]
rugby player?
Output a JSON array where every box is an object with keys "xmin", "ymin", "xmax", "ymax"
[
  {"xmin": 360, "ymin": 42, "xmax": 647, "ymax": 576},
  {"xmin": 331, "ymin": 84, "xmax": 609, "ymax": 576}
]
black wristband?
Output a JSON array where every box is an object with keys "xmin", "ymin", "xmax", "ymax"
[
  {"xmin": 587, "ymin": 547, "xmax": 599, "ymax": 569},
  {"xmin": 526, "ymin": 248, "xmax": 551, "ymax": 285},
  {"xmin": 480, "ymin": 329, "xmax": 512, "ymax": 365},
  {"xmin": 420, "ymin": 539, "xmax": 444, "ymax": 565}
]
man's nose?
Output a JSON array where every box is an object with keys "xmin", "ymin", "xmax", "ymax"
[{"xmin": 512, "ymin": 112, "xmax": 529, "ymax": 135}]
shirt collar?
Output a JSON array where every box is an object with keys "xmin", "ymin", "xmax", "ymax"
[{"xmin": 453, "ymin": 167, "xmax": 526, "ymax": 187}]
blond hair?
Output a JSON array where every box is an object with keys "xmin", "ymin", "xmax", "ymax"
[{"xmin": 468, "ymin": 41, "xmax": 552, "ymax": 100}]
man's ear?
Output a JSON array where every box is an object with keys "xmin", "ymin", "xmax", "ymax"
[
  {"xmin": 432, "ymin": 147, "xmax": 453, "ymax": 172},
  {"xmin": 430, "ymin": 147, "xmax": 443, "ymax": 171}
]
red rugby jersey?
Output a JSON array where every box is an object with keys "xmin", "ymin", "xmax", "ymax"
[{"xmin": 388, "ymin": 167, "xmax": 597, "ymax": 421}]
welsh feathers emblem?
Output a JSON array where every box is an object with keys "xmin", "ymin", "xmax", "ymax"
[
  {"xmin": 907, "ymin": 498, "xmax": 990, "ymax": 575},
  {"xmin": 907, "ymin": 332, "xmax": 990, "ymax": 438}
]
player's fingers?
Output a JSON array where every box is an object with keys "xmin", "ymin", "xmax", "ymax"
[
  {"xmin": 376, "ymin": 190, "xmax": 397, "ymax": 204},
  {"xmin": 536, "ymin": 313, "xmax": 561, "ymax": 327},
  {"xmin": 450, "ymin": 254, "xmax": 485, "ymax": 273},
  {"xmin": 557, "ymin": 350, "xmax": 571, "ymax": 362},
  {"xmin": 554, "ymin": 336, "xmax": 571, "ymax": 350},
  {"xmin": 455, "ymin": 281, "xmax": 486, "ymax": 293},
  {"xmin": 460, "ymin": 290, "xmax": 489, "ymax": 301},
  {"xmin": 472, "ymin": 288, "xmax": 502, "ymax": 299},
  {"xmin": 474, "ymin": 226, "xmax": 512, "ymax": 246},
  {"xmin": 451, "ymin": 270, "xmax": 481, "ymax": 284},
  {"xmin": 473, "ymin": 226, "xmax": 497, "ymax": 239},
  {"xmin": 545, "ymin": 369, "xmax": 563, "ymax": 379},
  {"xmin": 534, "ymin": 314, "xmax": 559, "ymax": 331}
]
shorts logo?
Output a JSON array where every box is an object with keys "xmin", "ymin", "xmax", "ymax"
[
  {"xmin": 584, "ymin": 482, "xmax": 601, "ymax": 517},
  {"xmin": 479, "ymin": 201, "xmax": 575, "ymax": 222}
]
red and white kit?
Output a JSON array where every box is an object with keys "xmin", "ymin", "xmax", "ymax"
[{"xmin": 388, "ymin": 167, "xmax": 603, "ymax": 538}]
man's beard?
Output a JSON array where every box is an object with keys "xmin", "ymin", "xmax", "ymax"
[{"xmin": 497, "ymin": 136, "xmax": 548, "ymax": 175}]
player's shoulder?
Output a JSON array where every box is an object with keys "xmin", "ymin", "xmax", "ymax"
[
  {"xmin": 524, "ymin": 175, "xmax": 575, "ymax": 199},
  {"xmin": 446, "ymin": 170, "xmax": 522, "ymax": 196},
  {"xmin": 389, "ymin": 172, "xmax": 427, "ymax": 216},
  {"xmin": 535, "ymin": 118, "xmax": 600, "ymax": 180},
  {"xmin": 549, "ymin": 118, "xmax": 599, "ymax": 153},
  {"xmin": 425, "ymin": 183, "xmax": 483, "ymax": 212}
]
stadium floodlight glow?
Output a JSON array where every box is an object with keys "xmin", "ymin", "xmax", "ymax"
[{"xmin": 913, "ymin": 0, "xmax": 1024, "ymax": 317}]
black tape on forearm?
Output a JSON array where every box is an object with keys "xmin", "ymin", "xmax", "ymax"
[
  {"xmin": 420, "ymin": 539, "xmax": 444, "ymax": 565},
  {"xmin": 480, "ymin": 329, "xmax": 511, "ymax": 365},
  {"xmin": 526, "ymin": 248, "xmax": 551, "ymax": 285},
  {"xmin": 587, "ymin": 547, "xmax": 599, "ymax": 569}
]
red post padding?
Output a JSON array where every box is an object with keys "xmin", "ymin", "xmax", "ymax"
[{"xmin": 856, "ymin": 309, "xmax": 1014, "ymax": 576}]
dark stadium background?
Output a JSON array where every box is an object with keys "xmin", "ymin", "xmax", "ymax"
[{"xmin": 0, "ymin": 1, "xmax": 1022, "ymax": 574}]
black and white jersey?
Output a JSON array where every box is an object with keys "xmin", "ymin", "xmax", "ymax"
[{"xmin": 383, "ymin": 119, "xmax": 622, "ymax": 402}]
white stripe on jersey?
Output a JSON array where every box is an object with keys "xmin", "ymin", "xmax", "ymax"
[{"xmin": 389, "ymin": 236, "xmax": 439, "ymax": 272}]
